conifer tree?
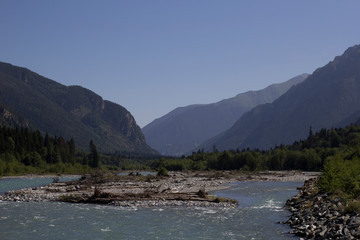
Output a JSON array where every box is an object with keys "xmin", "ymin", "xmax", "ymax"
[{"xmin": 89, "ymin": 140, "xmax": 100, "ymax": 168}]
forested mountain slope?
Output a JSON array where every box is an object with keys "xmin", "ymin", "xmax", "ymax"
[{"xmin": 0, "ymin": 62, "xmax": 156, "ymax": 155}]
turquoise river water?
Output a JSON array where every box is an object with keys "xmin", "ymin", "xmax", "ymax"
[{"xmin": 0, "ymin": 177, "xmax": 301, "ymax": 239}]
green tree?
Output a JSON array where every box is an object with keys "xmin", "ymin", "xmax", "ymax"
[
  {"xmin": 69, "ymin": 138, "xmax": 76, "ymax": 163},
  {"xmin": 89, "ymin": 140, "xmax": 100, "ymax": 168},
  {"xmin": 6, "ymin": 137, "xmax": 15, "ymax": 153},
  {"xmin": 320, "ymin": 155, "xmax": 360, "ymax": 197},
  {"xmin": 269, "ymin": 149, "xmax": 286, "ymax": 170},
  {"xmin": 23, "ymin": 152, "xmax": 44, "ymax": 167}
]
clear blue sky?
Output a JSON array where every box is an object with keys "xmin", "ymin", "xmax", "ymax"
[{"xmin": 1, "ymin": 1, "xmax": 360, "ymax": 127}]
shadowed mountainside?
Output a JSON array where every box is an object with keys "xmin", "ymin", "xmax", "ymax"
[
  {"xmin": 143, "ymin": 74, "xmax": 308, "ymax": 155},
  {"xmin": 199, "ymin": 44, "xmax": 360, "ymax": 151},
  {"xmin": 0, "ymin": 62, "xmax": 157, "ymax": 155}
]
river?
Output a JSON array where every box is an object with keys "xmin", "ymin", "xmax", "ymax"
[{"xmin": 0, "ymin": 177, "xmax": 300, "ymax": 239}]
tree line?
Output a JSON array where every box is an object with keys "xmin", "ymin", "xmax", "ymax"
[
  {"xmin": 2, "ymin": 122, "xmax": 360, "ymax": 192},
  {"xmin": 153, "ymin": 125, "xmax": 360, "ymax": 173},
  {"xmin": 153, "ymin": 124, "xmax": 360, "ymax": 199},
  {"xmin": 0, "ymin": 127, "xmax": 100, "ymax": 176}
]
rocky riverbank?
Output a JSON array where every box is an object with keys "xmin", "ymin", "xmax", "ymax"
[
  {"xmin": 0, "ymin": 171, "xmax": 318, "ymax": 208},
  {"xmin": 285, "ymin": 178, "xmax": 360, "ymax": 239}
]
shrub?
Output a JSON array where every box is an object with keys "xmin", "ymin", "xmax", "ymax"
[
  {"xmin": 157, "ymin": 167, "xmax": 169, "ymax": 177},
  {"xmin": 319, "ymin": 155, "xmax": 360, "ymax": 197},
  {"xmin": 345, "ymin": 201, "xmax": 360, "ymax": 214},
  {"xmin": 197, "ymin": 189, "xmax": 207, "ymax": 198}
]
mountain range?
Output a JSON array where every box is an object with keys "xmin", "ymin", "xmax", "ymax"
[
  {"xmin": 3, "ymin": 44, "xmax": 359, "ymax": 157},
  {"xmin": 199, "ymin": 44, "xmax": 360, "ymax": 151},
  {"xmin": 0, "ymin": 62, "xmax": 156, "ymax": 155},
  {"xmin": 143, "ymin": 74, "xmax": 308, "ymax": 155}
]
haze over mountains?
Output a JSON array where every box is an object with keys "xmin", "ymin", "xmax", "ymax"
[
  {"xmin": 0, "ymin": 62, "xmax": 156, "ymax": 155},
  {"xmin": 199, "ymin": 44, "xmax": 360, "ymax": 151},
  {"xmin": 143, "ymin": 74, "xmax": 308, "ymax": 156},
  {"xmin": 2, "ymin": 44, "xmax": 359, "ymax": 158}
]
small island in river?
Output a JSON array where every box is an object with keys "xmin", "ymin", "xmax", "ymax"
[{"xmin": 0, "ymin": 171, "xmax": 318, "ymax": 208}]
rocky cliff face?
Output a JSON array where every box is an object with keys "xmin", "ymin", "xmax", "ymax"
[
  {"xmin": 0, "ymin": 103, "xmax": 31, "ymax": 129},
  {"xmin": 0, "ymin": 61, "xmax": 156, "ymax": 155}
]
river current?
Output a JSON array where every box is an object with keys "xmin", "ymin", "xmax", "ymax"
[{"xmin": 0, "ymin": 177, "xmax": 300, "ymax": 239}]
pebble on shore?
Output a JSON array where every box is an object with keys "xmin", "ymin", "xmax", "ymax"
[{"xmin": 285, "ymin": 178, "xmax": 360, "ymax": 239}]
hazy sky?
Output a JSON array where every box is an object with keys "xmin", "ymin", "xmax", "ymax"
[{"xmin": 1, "ymin": 1, "xmax": 360, "ymax": 127}]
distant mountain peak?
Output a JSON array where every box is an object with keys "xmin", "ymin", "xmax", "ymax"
[
  {"xmin": 143, "ymin": 74, "xmax": 308, "ymax": 156},
  {"xmin": 198, "ymin": 44, "xmax": 360, "ymax": 151}
]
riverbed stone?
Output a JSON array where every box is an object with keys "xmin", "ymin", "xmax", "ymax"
[{"xmin": 285, "ymin": 177, "xmax": 360, "ymax": 239}]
